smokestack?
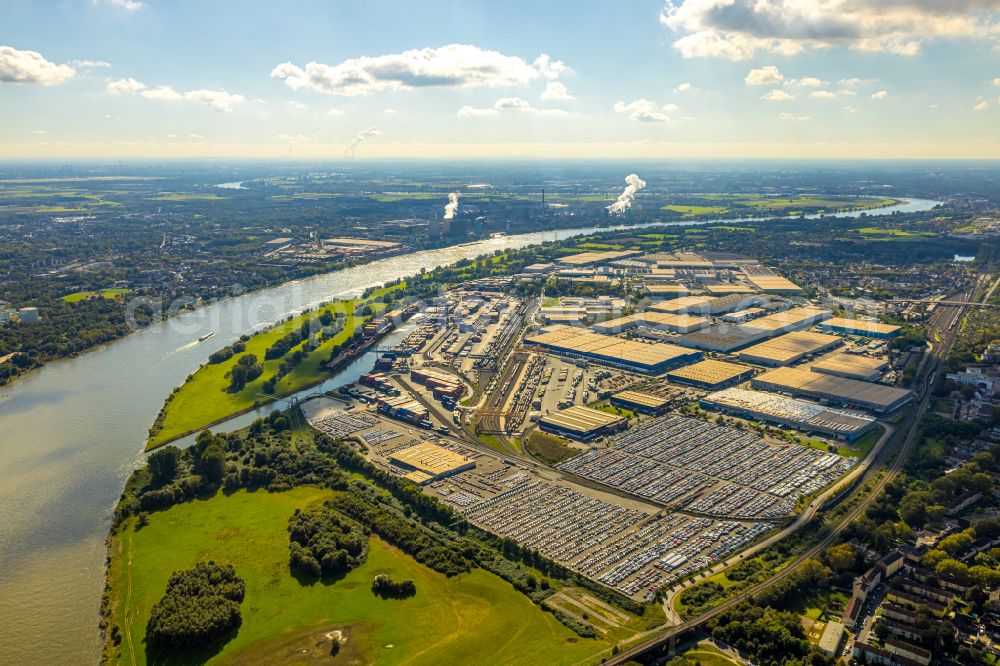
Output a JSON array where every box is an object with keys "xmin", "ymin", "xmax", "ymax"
[
  {"xmin": 606, "ymin": 174, "xmax": 646, "ymax": 216},
  {"xmin": 443, "ymin": 192, "xmax": 460, "ymax": 219},
  {"xmin": 344, "ymin": 126, "xmax": 379, "ymax": 159}
]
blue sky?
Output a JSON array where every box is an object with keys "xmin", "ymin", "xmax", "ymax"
[{"xmin": 1, "ymin": 0, "xmax": 999, "ymax": 158}]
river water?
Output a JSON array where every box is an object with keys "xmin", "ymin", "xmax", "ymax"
[{"xmin": 0, "ymin": 198, "xmax": 938, "ymax": 664}]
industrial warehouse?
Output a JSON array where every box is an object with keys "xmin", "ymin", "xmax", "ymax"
[
  {"xmin": 388, "ymin": 441, "xmax": 476, "ymax": 485},
  {"xmin": 817, "ymin": 316, "xmax": 901, "ymax": 338},
  {"xmin": 675, "ymin": 306, "xmax": 831, "ymax": 352},
  {"xmin": 610, "ymin": 389, "xmax": 674, "ymax": 414},
  {"xmin": 752, "ymin": 366, "xmax": 913, "ymax": 413},
  {"xmin": 737, "ymin": 330, "xmax": 843, "ymax": 366},
  {"xmin": 524, "ymin": 324, "xmax": 702, "ymax": 374},
  {"xmin": 809, "ymin": 353, "xmax": 889, "ymax": 381},
  {"xmin": 666, "ymin": 359, "xmax": 756, "ymax": 390},
  {"xmin": 701, "ymin": 388, "xmax": 878, "ymax": 441},
  {"xmin": 538, "ymin": 404, "xmax": 629, "ymax": 441},
  {"xmin": 591, "ymin": 312, "xmax": 710, "ymax": 335}
]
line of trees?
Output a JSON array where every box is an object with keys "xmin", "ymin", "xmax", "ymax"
[{"xmin": 371, "ymin": 574, "xmax": 416, "ymax": 599}]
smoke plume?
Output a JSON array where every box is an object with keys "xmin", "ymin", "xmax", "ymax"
[
  {"xmin": 344, "ymin": 126, "xmax": 379, "ymax": 158},
  {"xmin": 443, "ymin": 192, "xmax": 460, "ymax": 219},
  {"xmin": 606, "ymin": 173, "xmax": 646, "ymax": 215}
]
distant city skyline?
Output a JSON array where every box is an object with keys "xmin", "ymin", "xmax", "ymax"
[{"xmin": 2, "ymin": 0, "xmax": 1000, "ymax": 159}]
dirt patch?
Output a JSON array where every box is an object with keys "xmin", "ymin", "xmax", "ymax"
[{"xmin": 220, "ymin": 623, "xmax": 369, "ymax": 665}]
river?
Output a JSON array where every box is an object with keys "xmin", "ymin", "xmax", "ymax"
[{"xmin": 0, "ymin": 198, "xmax": 939, "ymax": 664}]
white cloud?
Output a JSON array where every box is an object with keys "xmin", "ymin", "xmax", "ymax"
[
  {"xmin": 840, "ymin": 77, "xmax": 878, "ymax": 87},
  {"xmin": 974, "ymin": 101, "xmax": 990, "ymax": 110},
  {"xmin": 745, "ymin": 65, "xmax": 784, "ymax": 86},
  {"xmin": 674, "ymin": 82, "xmax": 694, "ymax": 93},
  {"xmin": 456, "ymin": 105, "xmax": 499, "ymax": 118},
  {"xmin": 183, "ymin": 89, "xmax": 244, "ymax": 112},
  {"xmin": 31, "ymin": 129, "xmax": 47, "ymax": 135},
  {"xmin": 614, "ymin": 98, "xmax": 674, "ymax": 122},
  {"xmin": 458, "ymin": 97, "xmax": 571, "ymax": 118},
  {"xmin": 810, "ymin": 90, "xmax": 837, "ymax": 99},
  {"xmin": 70, "ymin": 59, "xmax": 111, "ymax": 69},
  {"xmin": 0, "ymin": 45, "xmax": 76, "ymax": 85},
  {"xmin": 286, "ymin": 100, "xmax": 306, "ymax": 111},
  {"xmin": 272, "ymin": 44, "xmax": 566, "ymax": 96},
  {"xmin": 106, "ymin": 77, "xmax": 146, "ymax": 94},
  {"xmin": 533, "ymin": 54, "xmax": 569, "ymax": 80},
  {"xmin": 660, "ymin": 0, "xmax": 1000, "ymax": 60},
  {"xmin": 761, "ymin": 89, "xmax": 795, "ymax": 102},
  {"xmin": 188, "ymin": 133, "xmax": 205, "ymax": 140},
  {"xmin": 141, "ymin": 85, "xmax": 182, "ymax": 101},
  {"xmin": 540, "ymin": 81, "xmax": 574, "ymax": 101},
  {"xmin": 871, "ymin": 90, "xmax": 889, "ymax": 100},
  {"xmin": 788, "ymin": 76, "xmax": 826, "ymax": 88},
  {"xmin": 108, "ymin": 77, "xmax": 244, "ymax": 111},
  {"xmin": 837, "ymin": 89, "xmax": 858, "ymax": 96},
  {"xmin": 382, "ymin": 108, "xmax": 398, "ymax": 115},
  {"xmin": 98, "ymin": 0, "xmax": 145, "ymax": 10},
  {"xmin": 843, "ymin": 105, "xmax": 858, "ymax": 114},
  {"xmin": 327, "ymin": 107, "xmax": 346, "ymax": 117},
  {"xmin": 993, "ymin": 77, "xmax": 1000, "ymax": 87},
  {"xmin": 778, "ymin": 112, "xmax": 810, "ymax": 121}
]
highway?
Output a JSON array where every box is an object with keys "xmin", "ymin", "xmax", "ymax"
[{"xmin": 606, "ymin": 290, "xmax": 972, "ymax": 665}]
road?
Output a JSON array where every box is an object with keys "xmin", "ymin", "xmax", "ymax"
[{"xmin": 607, "ymin": 290, "xmax": 971, "ymax": 665}]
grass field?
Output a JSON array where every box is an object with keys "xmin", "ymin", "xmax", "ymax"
[
  {"xmin": 679, "ymin": 642, "xmax": 741, "ymax": 666},
  {"xmin": 661, "ymin": 204, "xmax": 728, "ymax": 216},
  {"xmin": 148, "ymin": 300, "xmax": 366, "ymax": 448},
  {"xmin": 63, "ymin": 288, "xmax": 132, "ymax": 303},
  {"xmin": 147, "ymin": 193, "xmax": 227, "ymax": 201},
  {"xmin": 105, "ymin": 487, "xmax": 610, "ymax": 666}
]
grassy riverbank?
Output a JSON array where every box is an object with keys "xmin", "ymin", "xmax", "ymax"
[
  {"xmin": 146, "ymin": 299, "xmax": 369, "ymax": 449},
  {"xmin": 104, "ymin": 486, "xmax": 610, "ymax": 666}
]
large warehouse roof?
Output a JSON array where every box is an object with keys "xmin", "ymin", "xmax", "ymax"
[
  {"xmin": 738, "ymin": 331, "xmax": 843, "ymax": 366},
  {"xmin": 389, "ymin": 442, "xmax": 474, "ymax": 483},
  {"xmin": 667, "ymin": 359, "xmax": 755, "ymax": 388},
  {"xmin": 525, "ymin": 324, "xmax": 699, "ymax": 372},
  {"xmin": 556, "ymin": 250, "xmax": 642, "ymax": 266},
  {"xmin": 809, "ymin": 353, "xmax": 889, "ymax": 381},
  {"xmin": 539, "ymin": 405, "xmax": 626, "ymax": 437},
  {"xmin": 753, "ymin": 366, "xmax": 911, "ymax": 412},
  {"xmin": 818, "ymin": 317, "xmax": 901, "ymax": 337},
  {"xmin": 746, "ymin": 275, "xmax": 804, "ymax": 293},
  {"xmin": 703, "ymin": 388, "xmax": 876, "ymax": 439}
]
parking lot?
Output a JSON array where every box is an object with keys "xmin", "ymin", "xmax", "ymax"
[{"xmin": 557, "ymin": 414, "xmax": 855, "ymax": 519}]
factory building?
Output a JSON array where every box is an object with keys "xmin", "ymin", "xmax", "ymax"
[
  {"xmin": 817, "ymin": 317, "xmax": 901, "ymax": 339},
  {"xmin": 389, "ymin": 442, "xmax": 475, "ymax": 485},
  {"xmin": 809, "ymin": 354, "xmax": 888, "ymax": 381},
  {"xmin": 752, "ymin": 366, "xmax": 912, "ymax": 414},
  {"xmin": 410, "ymin": 368, "xmax": 465, "ymax": 399},
  {"xmin": 524, "ymin": 324, "xmax": 702, "ymax": 374},
  {"xmin": 701, "ymin": 387, "xmax": 877, "ymax": 441},
  {"xmin": 377, "ymin": 395, "xmax": 430, "ymax": 425},
  {"xmin": 610, "ymin": 390, "xmax": 673, "ymax": 415},
  {"xmin": 538, "ymin": 405, "xmax": 628, "ymax": 441},
  {"xmin": 704, "ymin": 284, "xmax": 755, "ymax": 296},
  {"xmin": 737, "ymin": 331, "xmax": 843, "ymax": 367},
  {"xmin": 745, "ymin": 275, "xmax": 804, "ymax": 294},
  {"xmin": 591, "ymin": 312, "xmax": 709, "ymax": 335},
  {"xmin": 666, "ymin": 359, "xmax": 756, "ymax": 390},
  {"xmin": 644, "ymin": 284, "xmax": 690, "ymax": 299},
  {"xmin": 650, "ymin": 293, "xmax": 765, "ymax": 316},
  {"xmin": 676, "ymin": 307, "xmax": 831, "ymax": 353}
]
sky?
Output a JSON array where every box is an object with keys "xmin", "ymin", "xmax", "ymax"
[{"xmin": 1, "ymin": 0, "xmax": 1000, "ymax": 159}]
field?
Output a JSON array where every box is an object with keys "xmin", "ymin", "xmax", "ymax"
[
  {"xmin": 662, "ymin": 204, "xmax": 728, "ymax": 217},
  {"xmin": 105, "ymin": 487, "xmax": 611, "ymax": 666},
  {"xmin": 62, "ymin": 288, "xmax": 132, "ymax": 303},
  {"xmin": 147, "ymin": 299, "xmax": 366, "ymax": 448}
]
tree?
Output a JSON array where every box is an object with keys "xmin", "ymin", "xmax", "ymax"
[
  {"xmin": 939, "ymin": 531, "xmax": 974, "ymax": 556},
  {"xmin": 200, "ymin": 444, "xmax": 226, "ymax": 483},
  {"xmin": 148, "ymin": 446, "xmax": 181, "ymax": 485},
  {"xmin": 935, "ymin": 558, "xmax": 969, "ymax": 582},
  {"xmin": 826, "ymin": 543, "xmax": 857, "ymax": 574},
  {"xmin": 228, "ymin": 364, "xmax": 247, "ymax": 391},
  {"xmin": 145, "ymin": 562, "xmax": 244, "ymax": 651}
]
